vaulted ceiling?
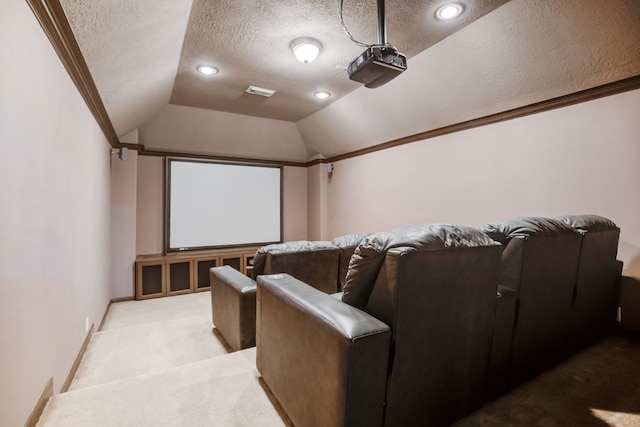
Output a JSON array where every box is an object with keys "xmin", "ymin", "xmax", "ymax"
[{"xmin": 60, "ymin": 0, "xmax": 640, "ymax": 161}]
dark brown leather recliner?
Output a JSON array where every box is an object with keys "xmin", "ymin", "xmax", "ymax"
[
  {"xmin": 482, "ymin": 217, "xmax": 582, "ymax": 386},
  {"xmin": 257, "ymin": 224, "xmax": 503, "ymax": 427},
  {"xmin": 252, "ymin": 240, "xmax": 341, "ymax": 293},
  {"xmin": 557, "ymin": 214, "xmax": 621, "ymax": 350},
  {"xmin": 211, "ymin": 237, "xmax": 367, "ymax": 351}
]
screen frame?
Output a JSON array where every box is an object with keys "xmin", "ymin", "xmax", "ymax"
[{"xmin": 164, "ymin": 157, "xmax": 283, "ymax": 253}]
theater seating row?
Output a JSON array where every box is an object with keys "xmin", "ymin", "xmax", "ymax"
[{"xmin": 209, "ymin": 214, "xmax": 621, "ymax": 427}]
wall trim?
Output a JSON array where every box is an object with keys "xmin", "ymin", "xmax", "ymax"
[
  {"xmin": 59, "ymin": 324, "xmax": 94, "ymax": 393},
  {"xmin": 140, "ymin": 149, "xmax": 308, "ymax": 168},
  {"xmin": 137, "ymin": 75, "xmax": 640, "ymax": 167},
  {"xmin": 26, "ymin": 0, "xmax": 120, "ymax": 147},
  {"xmin": 25, "ymin": 377, "xmax": 53, "ymax": 427},
  {"xmin": 98, "ymin": 297, "xmax": 134, "ymax": 332},
  {"xmin": 26, "ymin": 0, "xmax": 640, "ymax": 162},
  {"xmin": 327, "ymin": 74, "xmax": 640, "ymax": 163}
]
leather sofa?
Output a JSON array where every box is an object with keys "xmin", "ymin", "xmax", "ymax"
[
  {"xmin": 210, "ymin": 235, "xmax": 367, "ymax": 351},
  {"xmin": 482, "ymin": 217, "xmax": 582, "ymax": 386},
  {"xmin": 557, "ymin": 214, "xmax": 621, "ymax": 350},
  {"xmin": 482, "ymin": 215, "xmax": 622, "ymax": 389},
  {"xmin": 256, "ymin": 224, "xmax": 503, "ymax": 427},
  {"xmin": 211, "ymin": 215, "xmax": 622, "ymax": 424}
]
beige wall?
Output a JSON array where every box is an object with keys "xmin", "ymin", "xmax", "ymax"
[
  {"xmin": 110, "ymin": 150, "xmax": 138, "ymax": 298},
  {"xmin": 136, "ymin": 159, "xmax": 308, "ymax": 254},
  {"xmin": 0, "ymin": 1, "xmax": 112, "ymax": 425},
  {"xmin": 282, "ymin": 166, "xmax": 308, "ymax": 242},
  {"xmin": 307, "ymin": 163, "xmax": 329, "ymax": 241},
  {"xmin": 136, "ymin": 156, "xmax": 165, "ymax": 255},
  {"xmin": 323, "ymin": 89, "xmax": 640, "ymax": 276},
  {"xmin": 139, "ymin": 104, "xmax": 310, "ymax": 162},
  {"xmin": 297, "ymin": 0, "xmax": 640, "ymax": 158}
]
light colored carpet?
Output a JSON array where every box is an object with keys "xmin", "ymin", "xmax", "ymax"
[
  {"xmin": 101, "ymin": 292, "xmax": 211, "ymax": 331},
  {"xmin": 37, "ymin": 290, "xmax": 640, "ymax": 426},
  {"xmin": 69, "ymin": 314, "xmax": 229, "ymax": 390},
  {"xmin": 37, "ymin": 291, "xmax": 291, "ymax": 427},
  {"xmin": 39, "ymin": 349, "xmax": 287, "ymax": 427}
]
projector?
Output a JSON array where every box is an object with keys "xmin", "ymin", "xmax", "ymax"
[{"xmin": 347, "ymin": 46, "xmax": 407, "ymax": 88}]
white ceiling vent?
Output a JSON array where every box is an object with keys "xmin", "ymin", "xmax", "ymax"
[{"xmin": 245, "ymin": 85, "xmax": 276, "ymax": 97}]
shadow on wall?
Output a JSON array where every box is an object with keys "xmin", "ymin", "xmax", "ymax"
[{"xmin": 619, "ymin": 241, "xmax": 640, "ymax": 278}]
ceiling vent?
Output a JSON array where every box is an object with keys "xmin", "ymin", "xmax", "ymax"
[{"xmin": 245, "ymin": 85, "xmax": 276, "ymax": 97}]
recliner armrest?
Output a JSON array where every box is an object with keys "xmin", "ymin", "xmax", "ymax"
[
  {"xmin": 257, "ymin": 273, "xmax": 390, "ymax": 427},
  {"xmin": 210, "ymin": 266, "xmax": 257, "ymax": 351}
]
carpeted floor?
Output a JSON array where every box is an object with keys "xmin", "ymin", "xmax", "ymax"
[
  {"xmin": 455, "ymin": 334, "xmax": 640, "ymax": 426},
  {"xmin": 37, "ymin": 292, "xmax": 291, "ymax": 427},
  {"xmin": 37, "ymin": 291, "xmax": 640, "ymax": 426}
]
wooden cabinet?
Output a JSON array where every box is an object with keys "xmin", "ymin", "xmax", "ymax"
[
  {"xmin": 136, "ymin": 260, "xmax": 166, "ymax": 300},
  {"xmin": 193, "ymin": 256, "xmax": 219, "ymax": 292},
  {"xmin": 135, "ymin": 247, "xmax": 259, "ymax": 300}
]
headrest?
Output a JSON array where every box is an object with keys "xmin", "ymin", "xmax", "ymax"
[
  {"xmin": 252, "ymin": 240, "xmax": 336, "ymax": 278},
  {"xmin": 331, "ymin": 233, "xmax": 369, "ymax": 249},
  {"xmin": 256, "ymin": 240, "xmax": 335, "ymax": 256},
  {"xmin": 342, "ymin": 224, "xmax": 498, "ymax": 309},
  {"xmin": 482, "ymin": 217, "xmax": 576, "ymax": 246},
  {"xmin": 556, "ymin": 214, "xmax": 618, "ymax": 233}
]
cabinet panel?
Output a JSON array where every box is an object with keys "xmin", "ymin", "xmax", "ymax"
[
  {"xmin": 221, "ymin": 255, "xmax": 242, "ymax": 273},
  {"xmin": 136, "ymin": 261, "xmax": 166, "ymax": 300},
  {"xmin": 194, "ymin": 257, "xmax": 219, "ymax": 291},
  {"xmin": 168, "ymin": 260, "xmax": 192, "ymax": 295},
  {"xmin": 135, "ymin": 247, "xmax": 259, "ymax": 300},
  {"xmin": 244, "ymin": 254, "xmax": 255, "ymax": 278}
]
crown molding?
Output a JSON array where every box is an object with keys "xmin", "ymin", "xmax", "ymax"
[
  {"xmin": 25, "ymin": 0, "xmax": 639, "ymax": 163},
  {"xmin": 140, "ymin": 149, "xmax": 307, "ymax": 168},
  {"xmin": 326, "ymin": 74, "xmax": 640, "ymax": 163},
  {"xmin": 26, "ymin": 0, "xmax": 120, "ymax": 147}
]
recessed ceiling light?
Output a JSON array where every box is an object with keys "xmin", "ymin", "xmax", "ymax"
[
  {"xmin": 314, "ymin": 91, "xmax": 330, "ymax": 99},
  {"xmin": 197, "ymin": 65, "xmax": 218, "ymax": 75},
  {"xmin": 435, "ymin": 3, "xmax": 464, "ymax": 20}
]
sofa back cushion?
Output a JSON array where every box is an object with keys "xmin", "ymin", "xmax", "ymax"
[
  {"xmin": 253, "ymin": 241, "xmax": 341, "ymax": 293},
  {"xmin": 363, "ymin": 229, "xmax": 502, "ymax": 426},
  {"xmin": 557, "ymin": 214, "xmax": 621, "ymax": 348},
  {"xmin": 556, "ymin": 214, "xmax": 618, "ymax": 233},
  {"xmin": 342, "ymin": 224, "xmax": 499, "ymax": 309},
  {"xmin": 331, "ymin": 233, "xmax": 369, "ymax": 292},
  {"xmin": 482, "ymin": 216, "xmax": 581, "ymax": 384}
]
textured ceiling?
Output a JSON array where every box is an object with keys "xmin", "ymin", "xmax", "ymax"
[
  {"xmin": 170, "ymin": 0, "xmax": 509, "ymax": 121},
  {"xmin": 59, "ymin": 0, "xmax": 640, "ymax": 158},
  {"xmin": 60, "ymin": 0, "xmax": 192, "ymax": 137},
  {"xmin": 60, "ymin": 0, "xmax": 507, "ymax": 134}
]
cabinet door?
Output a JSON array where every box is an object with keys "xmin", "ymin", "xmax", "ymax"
[
  {"xmin": 193, "ymin": 256, "xmax": 219, "ymax": 291},
  {"xmin": 244, "ymin": 254, "xmax": 255, "ymax": 278},
  {"xmin": 136, "ymin": 261, "xmax": 166, "ymax": 300},
  {"xmin": 221, "ymin": 255, "xmax": 242, "ymax": 273},
  {"xmin": 167, "ymin": 260, "xmax": 193, "ymax": 295}
]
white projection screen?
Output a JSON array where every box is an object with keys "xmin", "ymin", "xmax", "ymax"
[{"xmin": 167, "ymin": 159, "xmax": 282, "ymax": 250}]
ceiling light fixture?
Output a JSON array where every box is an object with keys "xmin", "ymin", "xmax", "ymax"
[
  {"xmin": 435, "ymin": 3, "xmax": 464, "ymax": 20},
  {"xmin": 197, "ymin": 65, "xmax": 218, "ymax": 75},
  {"xmin": 290, "ymin": 37, "xmax": 322, "ymax": 64},
  {"xmin": 314, "ymin": 91, "xmax": 330, "ymax": 99}
]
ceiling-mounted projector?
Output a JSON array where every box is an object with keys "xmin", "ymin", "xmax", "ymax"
[
  {"xmin": 347, "ymin": 46, "xmax": 407, "ymax": 88},
  {"xmin": 340, "ymin": 0, "xmax": 407, "ymax": 88}
]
